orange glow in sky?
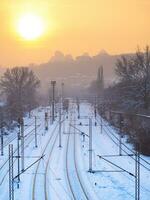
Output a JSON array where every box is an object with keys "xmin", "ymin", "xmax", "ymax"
[{"xmin": 0, "ymin": 0, "xmax": 149, "ymax": 66}]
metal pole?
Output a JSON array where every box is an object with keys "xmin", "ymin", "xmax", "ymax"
[
  {"xmin": 17, "ymin": 129, "xmax": 20, "ymax": 186},
  {"xmin": 61, "ymin": 83, "xmax": 65, "ymax": 134},
  {"xmin": 51, "ymin": 81, "xmax": 56, "ymax": 123},
  {"xmin": 100, "ymin": 106, "xmax": 103, "ymax": 133},
  {"xmin": 9, "ymin": 144, "xmax": 14, "ymax": 200},
  {"xmin": 21, "ymin": 118, "xmax": 24, "ymax": 172},
  {"xmin": 135, "ymin": 144, "xmax": 140, "ymax": 200},
  {"xmin": 59, "ymin": 103, "xmax": 62, "ymax": 147},
  {"xmin": 138, "ymin": 150, "xmax": 140, "ymax": 200},
  {"xmin": 63, "ymin": 113, "xmax": 65, "ymax": 134},
  {"xmin": 119, "ymin": 135, "xmax": 122, "ymax": 156},
  {"xmin": 78, "ymin": 99, "xmax": 80, "ymax": 119},
  {"xmin": 50, "ymin": 106, "xmax": 52, "ymax": 124},
  {"xmin": 76, "ymin": 97, "xmax": 80, "ymax": 119},
  {"xmin": 1, "ymin": 126, "xmax": 4, "ymax": 156},
  {"xmin": 35, "ymin": 116, "xmax": 38, "ymax": 148},
  {"xmin": 78, "ymin": 104, "xmax": 80, "ymax": 119},
  {"xmin": 61, "ymin": 82, "xmax": 64, "ymax": 105},
  {"xmin": 94, "ymin": 96, "xmax": 97, "ymax": 118},
  {"xmin": 89, "ymin": 118, "xmax": 93, "ymax": 172},
  {"xmin": 0, "ymin": 111, "xmax": 4, "ymax": 156},
  {"xmin": 52, "ymin": 83, "xmax": 55, "ymax": 123},
  {"xmin": 119, "ymin": 114, "xmax": 122, "ymax": 156},
  {"xmin": 49, "ymin": 87, "xmax": 52, "ymax": 124}
]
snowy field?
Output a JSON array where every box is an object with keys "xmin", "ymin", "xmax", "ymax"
[{"xmin": 0, "ymin": 101, "xmax": 150, "ymax": 200}]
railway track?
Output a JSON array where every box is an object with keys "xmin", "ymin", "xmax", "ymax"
[
  {"xmin": 44, "ymin": 129, "xmax": 59, "ymax": 200},
  {"xmin": 32, "ymin": 122, "xmax": 59, "ymax": 200},
  {"xmin": 1, "ymin": 119, "xmax": 35, "ymax": 150},
  {"xmin": 0, "ymin": 122, "xmax": 44, "ymax": 185},
  {"xmin": 65, "ymin": 109, "xmax": 89, "ymax": 200}
]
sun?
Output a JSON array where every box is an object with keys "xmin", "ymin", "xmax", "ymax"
[{"xmin": 17, "ymin": 13, "xmax": 45, "ymax": 40}]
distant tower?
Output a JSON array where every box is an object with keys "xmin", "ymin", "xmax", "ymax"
[
  {"xmin": 97, "ymin": 66, "xmax": 104, "ymax": 96},
  {"xmin": 100, "ymin": 66, "xmax": 104, "ymax": 90},
  {"xmin": 97, "ymin": 67, "xmax": 101, "ymax": 82}
]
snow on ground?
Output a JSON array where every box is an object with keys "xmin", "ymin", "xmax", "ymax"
[{"xmin": 0, "ymin": 101, "xmax": 150, "ymax": 200}]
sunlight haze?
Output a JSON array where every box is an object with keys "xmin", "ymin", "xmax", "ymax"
[{"xmin": 0, "ymin": 0, "xmax": 149, "ymax": 66}]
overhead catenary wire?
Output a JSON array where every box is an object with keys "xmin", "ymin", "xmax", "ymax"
[
  {"xmin": 0, "ymin": 122, "xmax": 44, "ymax": 185},
  {"xmin": 104, "ymin": 119, "xmax": 150, "ymax": 167},
  {"xmin": 96, "ymin": 117, "xmax": 150, "ymax": 171},
  {"xmin": 90, "ymin": 104, "xmax": 150, "ymax": 194},
  {"xmin": 97, "ymin": 155, "xmax": 135, "ymax": 177}
]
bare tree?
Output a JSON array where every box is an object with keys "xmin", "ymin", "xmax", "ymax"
[
  {"xmin": 0, "ymin": 67, "xmax": 40, "ymax": 120},
  {"xmin": 135, "ymin": 46, "xmax": 150, "ymax": 109},
  {"xmin": 114, "ymin": 46, "xmax": 150, "ymax": 110},
  {"xmin": 102, "ymin": 46, "xmax": 150, "ymax": 155}
]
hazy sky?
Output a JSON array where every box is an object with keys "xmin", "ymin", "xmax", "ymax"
[{"xmin": 0, "ymin": 0, "xmax": 149, "ymax": 66}]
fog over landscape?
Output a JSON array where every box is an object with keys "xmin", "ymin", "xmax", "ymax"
[
  {"xmin": 0, "ymin": 50, "xmax": 134, "ymax": 96},
  {"xmin": 0, "ymin": 1, "xmax": 150, "ymax": 200}
]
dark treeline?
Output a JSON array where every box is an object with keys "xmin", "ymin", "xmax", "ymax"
[
  {"xmin": 0, "ymin": 67, "xmax": 40, "ymax": 130},
  {"xmin": 90, "ymin": 46, "xmax": 150, "ymax": 155},
  {"xmin": 106, "ymin": 45, "xmax": 150, "ymax": 112}
]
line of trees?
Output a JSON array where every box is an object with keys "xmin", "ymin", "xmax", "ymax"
[
  {"xmin": 102, "ymin": 46, "xmax": 150, "ymax": 112},
  {"xmin": 90, "ymin": 46, "xmax": 150, "ymax": 155},
  {"xmin": 0, "ymin": 67, "xmax": 40, "ymax": 126}
]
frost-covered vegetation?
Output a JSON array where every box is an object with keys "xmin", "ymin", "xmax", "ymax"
[
  {"xmin": 91, "ymin": 46, "xmax": 150, "ymax": 155},
  {"xmin": 0, "ymin": 67, "xmax": 40, "ymax": 129}
]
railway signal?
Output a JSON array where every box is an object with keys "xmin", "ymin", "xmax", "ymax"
[{"xmin": 45, "ymin": 112, "xmax": 48, "ymax": 131}]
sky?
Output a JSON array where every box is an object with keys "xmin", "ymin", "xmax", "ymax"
[{"xmin": 0, "ymin": 0, "xmax": 150, "ymax": 66}]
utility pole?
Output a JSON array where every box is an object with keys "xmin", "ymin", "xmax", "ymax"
[
  {"xmin": 59, "ymin": 103, "xmax": 62, "ymax": 148},
  {"xmin": 76, "ymin": 97, "xmax": 80, "ymax": 119},
  {"xmin": 51, "ymin": 81, "xmax": 56, "ymax": 123},
  {"xmin": 0, "ymin": 110, "xmax": 4, "ymax": 156},
  {"xmin": 34, "ymin": 116, "xmax": 38, "ymax": 148},
  {"xmin": 20, "ymin": 118, "xmax": 24, "ymax": 172},
  {"xmin": 9, "ymin": 144, "xmax": 14, "ymax": 200},
  {"xmin": 94, "ymin": 96, "xmax": 97, "ymax": 118},
  {"xmin": 119, "ymin": 114, "xmax": 122, "ymax": 156},
  {"xmin": 61, "ymin": 82, "xmax": 64, "ymax": 105},
  {"xmin": 61, "ymin": 83, "xmax": 65, "ymax": 134},
  {"xmin": 135, "ymin": 143, "xmax": 140, "ymax": 200},
  {"xmin": 1, "ymin": 124, "xmax": 4, "ymax": 156},
  {"xmin": 94, "ymin": 97, "xmax": 97, "ymax": 126},
  {"xmin": 50, "ymin": 106, "xmax": 52, "ymax": 124},
  {"xmin": 89, "ymin": 118, "xmax": 93, "ymax": 172},
  {"xmin": 49, "ymin": 95, "xmax": 52, "ymax": 124},
  {"xmin": 17, "ymin": 124, "xmax": 20, "ymax": 187}
]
